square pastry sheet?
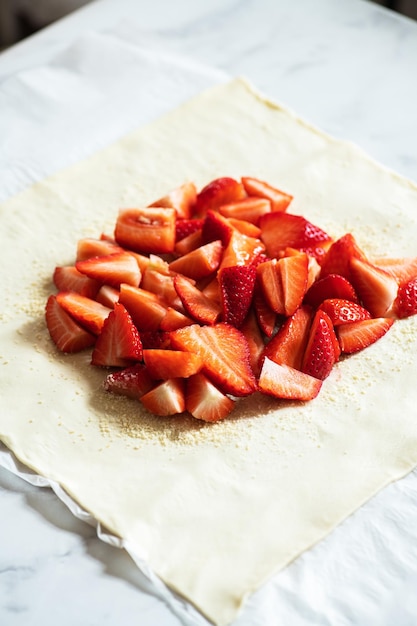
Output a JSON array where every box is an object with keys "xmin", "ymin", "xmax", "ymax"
[{"xmin": 1, "ymin": 77, "xmax": 417, "ymax": 625}]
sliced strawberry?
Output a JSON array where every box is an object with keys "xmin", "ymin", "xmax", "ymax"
[
  {"xmin": 201, "ymin": 210, "xmax": 234, "ymax": 246},
  {"xmin": 240, "ymin": 309, "xmax": 265, "ymax": 377},
  {"xmin": 227, "ymin": 217, "xmax": 262, "ymax": 238},
  {"xmin": 159, "ymin": 307, "xmax": 194, "ymax": 331},
  {"xmin": 319, "ymin": 233, "xmax": 367, "ymax": 282},
  {"xmin": 304, "ymin": 273, "xmax": 359, "ymax": 308},
  {"xmin": 170, "ymin": 323, "xmax": 257, "ymax": 397},
  {"xmin": 141, "ymin": 268, "xmax": 182, "ymax": 310},
  {"xmin": 76, "ymin": 237, "xmax": 124, "ymax": 261},
  {"xmin": 140, "ymin": 378, "xmax": 185, "ymax": 416},
  {"xmin": 169, "ymin": 240, "xmax": 223, "ymax": 280},
  {"xmin": 143, "ymin": 349, "xmax": 203, "ymax": 380},
  {"xmin": 372, "ymin": 256, "xmax": 417, "ymax": 284},
  {"xmin": 175, "ymin": 218, "xmax": 204, "ymax": 242},
  {"xmin": 115, "ymin": 207, "xmax": 176, "ymax": 254},
  {"xmin": 118, "ymin": 284, "xmax": 167, "ymax": 332},
  {"xmin": 149, "ymin": 181, "xmax": 197, "ymax": 219},
  {"xmin": 196, "ymin": 177, "xmax": 246, "ymax": 216},
  {"xmin": 337, "ymin": 318, "xmax": 395, "ymax": 354},
  {"xmin": 253, "ymin": 285, "xmax": 277, "ymax": 337},
  {"xmin": 260, "ymin": 212, "xmax": 331, "ymax": 259},
  {"xmin": 300, "ymin": 241, "xmax": 333, "ymax": 264},
  {"xmin": 318, "ymin": 298, "xmax": 371, "ymax": 326},
  {"xmin": 140, "ymin": 330, "xmax": 171, "ymax": 350},
  {"xmin": 302, "ymin": 309, "xmax": 340, "ymax": 380},
  {"xmin": 349, "ymin": 257, "xmax": 398, "ymax": 318},
  {"xmin": 53, "ymin": 266, "xmax": 100, "ymax": 298},
  {"xmin": 173, "ymin": 274, "xmax": 221, "ymax": 325},
  {"xmin": 219, "ymin": 197, "xmax": 271, "ymax": 224},
  {"xmin": 258, "ymin": 358, "xmax": 322, "ymax": 401},
  {"xmin": 220, "ymin": 229, "xmax": 265, "ymax": 268},
  {"xmin": 241, "ymin": 177, "xmax": 293, "ymax": 212},
  {"xmin": 186, "ymin": 373, "xmax": 235, "ymax": 422},
  {"xmin": 76, "ymin": 251, "xmax": 141, "ymax": 288},
  {"xmin": 174, "ymin": 229, "xmax": 203, "ymax": 256},
  {"xmin": 45, "ymin": 294, "xmax": 96, "ymax": 353},
  {"xmin": 91, "ymin": 302, "xmax": 143, "ymax": 367},
  {"xmin": 218, "ymin": 264, "xmax": 257, "ymax": 327},
  {"xmin": 260, "ymin": 305, "xmax": 312, "ymax": 371},
  {"xmin": 201, "ymin": 276, "xmax": 222, "ymax": 304},
  {"xmin": 256, "ymin": 259, "xmax": 285, "ymax": 315},
  {"xmin": 95, "ymin": 285, "xmax": 120, "ymax": 308},
  {"xmin": 104, "ymin": 363, "xmax": 154, "ymax": 400},
  {"xmin": 56, "ymin": 292, "xmax": 111, "ymax": 335},
  {"xmin": 393, "ymin": 276, "xmax": 417, "ymax": 319},
  {"xmin": 280, "ymin": 253, "xmax": 309, "ymax": 316}
]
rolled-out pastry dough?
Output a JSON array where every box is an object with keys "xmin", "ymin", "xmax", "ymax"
[{"xmin": 1, "ymin": 78, "xmax": 417, "ymax": 625}]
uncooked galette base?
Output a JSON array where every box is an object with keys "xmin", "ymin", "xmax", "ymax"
[{"xmin": 1, "ymin": 78, "xmax": 417, "ymax": 625}]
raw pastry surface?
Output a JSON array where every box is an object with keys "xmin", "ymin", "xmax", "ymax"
[{"xmin": 1, "ymin": 78, "xmax": 417, "ymax": 625}]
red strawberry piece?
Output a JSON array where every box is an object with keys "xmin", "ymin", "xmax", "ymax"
[
  {"xmin": 220, "ymin": 228, "xmax": 265, "ymax": 269},
  {"xmin": 227, "ymin": 217, "xmax": 261, "ymax": 239},
  {"xmin": 241, "ymin": 177, "xmax": 293, "ymax": 212},
  {"xmin": 280, "ymin": 252, "xmax": 309, "ymax": 316},
  {"xmin": 143, "ymin": 349, "xmax": 203, "ymax": 380},
  {"xmin": 91, "ymin": 302, "xmax": 143, "ymax": 367},
  {"xmin": 219, "ymin": 197, "xmax": 271, "ymax": 224},
  {"xmin": 258, "ymin": 358, "xmax": 322, "ymax": 401},
  {"xmin": 186, "ymin": 373, "xmax": 235, "ymax": 422},
  {"xmin": 174, "ymin": 229, "xmax": 204, "ymax": 256},
  {"xmin": 372, "ymin": 256, "xmax": 417, "ymax": 284},
  {"xmin": 115, "ymin": 207, "xmax": 176, "ymax": 254},
  {"xmin": 159, "ymin": 307, "xmax": 194, "ymax": 331},
  {"xmin": 104, "ymin": 363, "xmax": 154, "ymax": 400},
  {"xmin": 304, "ymin": 273, "xmax": 359, "ymax": 308},
  {"xmin": 169, "ymin": 240, "xmax": 223, "ymax": 280},
  {"xmin": 301, "ymin": 309, "xmax": 340, "ymax": 380},
  {"xmin": 256, "ymin": 259, "xmax": 285, "ymax": 315},
  {"xmin": 337, "ymin": 317, "xmax": 395, "ymax": 354},
  {"xmin": 140, "ymin": 330, "xmax": 171, "ymax": 350},
  {"xmin": 175, "ymin": 218, "xmax": 204, "ymax": 242},
  {"xmin": 173, "ymin": 274, "xmax": 221, "ymax": 325},
  {"xmin": 201, "ymin": 210, "xmax": 234, "ymax": 246},
  {"xmin": 95, "ymin": 285, "xmax": 120, "ymax": 308},
  {"xmin": 260, "ymin": 212, "xmax": 331, "ymax": 259},
  {"xmin": 45, "ymin": 294, "xmax": 96, "ymax": 353},
  {"xmin": 76, "ymin": 237, "xmax": 124, "ymax": 261},
  {"xmin": 349, "ymin": 257, "xmax": 398, "ymax": 318},
  {"xmin": 56, "ymin": 292, "xmax": 111, "ymax": 335},
  {"xmin": 299, "ymin": 242, "xmax": 333, "ymax": 264},
  {"xmin": 318, "ymin": 298, "xmax": 371, "ymax": 325},
  {"xmin": 253, "ymin": 285, "xmax": 277, "ymax": 337},
  {"xmin": 218, "ymin": 264, "xmax": 257, "ymax": 327},
  {"xmin": 170, "ymin": 323, "xmax": 257, "ymax": 397},
  {"xmin": 240, "ymin": 309, "xmax": 265, "ymax": 377},
  {"xmin": 201, "ymin": 275, "xmax": 222, "ymax": 304},
  {"xmin": 196, "ymin": 177, "xmax": 246, "ymax": 216},
  {"xmin": 118, "ymin": 284, "xmax": 167, "ymax": 332},
  {"xmin": 53, "ymin": 266, "xmax": 100, "ymax": 298},
  {"xmin": 260, "ymin": 305, "xmax": 312, "ymax": 371},
  {"xmin": 149, "ymin": 181, "xmax": 197, "ymax": 219},
  {"xmin": 319, "ymin": 233, "xmax": 367, "ymax": 282},
  {"xmin": 393, "ymin": 276, "xmax": 417, "ymax": 318},
  {"xmin": 76, "ymin": 251, "xmax": 141, "ymax": 288},
  {"xmin": 140, "ymin": 378, "xmax": 185, "ymax": 416},
  {"xmin": 141, "ymin": 268, "xmax": 182, "ymax": 310}
]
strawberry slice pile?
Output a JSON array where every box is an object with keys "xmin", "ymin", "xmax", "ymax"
[{"xmin": 45, "ymin": 176, "xmax": 417, "ymax": 422}]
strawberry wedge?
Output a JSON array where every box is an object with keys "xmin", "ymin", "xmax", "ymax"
[{"xmin": 170, "ymin": 323, "xmax": 257, "ymax": 397}]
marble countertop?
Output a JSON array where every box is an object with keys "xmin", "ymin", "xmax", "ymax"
[{"xmin": 1, "ymin": 1, "xmax": 417, "ymax": 624}]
